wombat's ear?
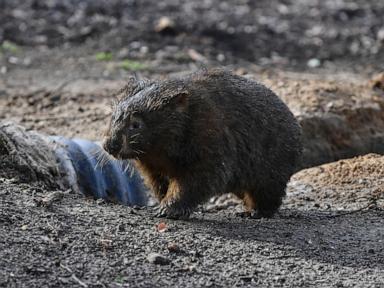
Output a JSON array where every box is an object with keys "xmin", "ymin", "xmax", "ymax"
[
  {"xmin": 114, "ymin": 76, "xmax": 149, "ymax": 102},
  {"xmin": 170, "ymin": 92, "xmax": 189, "ymax": 112}
]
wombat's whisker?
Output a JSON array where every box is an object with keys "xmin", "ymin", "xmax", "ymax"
[
  {"xmin": 94, "ymin": 152, "xmax": 112, "ymax": 171},
  {"xmin": 94, "ymin": 152, "xmax": 108, "ymax": 170},
  {"xmin": 73, "ymin": 147, "xmax": 101, "ymax": 162},
  {"xmin": 130, "ymin": 133, "xmax": 140, "ymax": 139},
  {"xmin": 89, "ymin": 147, "xmax": 102, "ymax": 155},
  {"xmin": 116, "ymin": 158, "xmax": 124, "ymax": 171},
  {"xmin": 123, "ymin": 162, "xmax": 130, "ymax": 173},
  {"xmin": 122, "ymin": 161, "xmax": 135, "ymax": 177},
  {"xmin": 134, "ymin": 149, "xmax": 145, "ymax": 155},
  {"xmin": 94, "ymin": 155, "xmax": 103, "ymax": 170}
]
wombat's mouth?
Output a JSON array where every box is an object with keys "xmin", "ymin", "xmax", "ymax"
[
  {"xmin": 103, "ymin": 146, "xmax": 133, "ymax": 160},
  {"xmin": 117, "ymin": 148, "xmax": 140, "ymax": 160},
  {"xmin": 102, "ymin": 137, "xmax": 142, "ymax": 160}
]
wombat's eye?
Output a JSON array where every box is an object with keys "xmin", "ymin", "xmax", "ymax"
[{"xmin": 128, "ymin": 117, "xmax": 144, "ymax": 130}]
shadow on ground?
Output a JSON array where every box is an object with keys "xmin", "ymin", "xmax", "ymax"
[{"xmin": 191, "ymin": 209, "xmax": 384, "ymax": 270}]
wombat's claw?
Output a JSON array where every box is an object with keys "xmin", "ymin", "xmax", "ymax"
[
  {"xmin": 155, "ymin": 204, "xmax": 191, "ymax": 220},
  {"xmin": 155, "ymin": 205, "xmax": 168, "ymax": 218},
  {"xmin": 236, "ymin": 211, "xmax": 254, "ymax": 218},
  {"xmin": 236, "ymin": 210, "xmax": 268, "ymax": 219}
]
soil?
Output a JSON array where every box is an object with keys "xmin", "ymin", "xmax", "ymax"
[
  {"xmin": 287, "ymin": 154, "xmax": 384, "ymax": 212},
  {"xmin": 1, "ymin": 0, "xmax": 384, "ymax": 287},
  {"xmin": 1, "ymin": 167, "xmax": 384, "ymax": 288},
  {"xmin": 1, "ymin": 0, "xmax": 384, "ymax": 71}
]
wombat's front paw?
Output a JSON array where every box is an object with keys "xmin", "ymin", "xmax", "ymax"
[{"xmin": 155, "ymin": 202, "xmax": 191, "ymax": 220}]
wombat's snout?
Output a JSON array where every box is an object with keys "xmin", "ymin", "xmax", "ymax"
[{"xmin": 103, "ymin": 137, "xmax": 122, "ymax": 157}]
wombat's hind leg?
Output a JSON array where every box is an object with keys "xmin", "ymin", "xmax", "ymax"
[
  {"xmin": 254, "ymin": 182, "xmax": 286, "ymax": 218},
  {"xmin": 236, "ymin": 191, "xmax": 262, "ymax": 219},
  {"xmin": 238, "ymin": 184, "xmax": 285, "ymax": 218}
]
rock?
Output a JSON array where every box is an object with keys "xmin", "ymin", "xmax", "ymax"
[
  {"xmin": 147, "ymin": 253, "xmax": 170, "ymax": 265},
  {"xmin": 370, "ymin": 73, "xmax": 384, "ymax": 91},
  {"xmin": 156, "ymin": 222, "xmax": 168, "ymax": 233},
  {"xmin": 216, "ymin": 53, "xmax": 225, "ymax": 62},
  {"xmin": 0, "ymin": 122, "xmax": 63, "ymax": 188},
  {"xmin": 187, "ymin": 49, "xmax": 207, "ymax": 63},
  {"xmin": 167, "ymin": 243, "xmax": 181, "ymax": 253},
  {"xmin": 8, "ymin": 57, "xmax": 19, "ymax": 64},
  {"xmin": 154, "ymin": 17, "xmax": 176, "ymax": 35},
  {"xmin": 307, "ymin": 58, "xmax": 321, "ymax": 68}
]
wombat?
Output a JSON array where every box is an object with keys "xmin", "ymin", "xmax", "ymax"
[{"xmin": 103, "ymin": 69, "xmax": 302, "ymax": 219}]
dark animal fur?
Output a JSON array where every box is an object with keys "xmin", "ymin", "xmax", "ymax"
[{"xmin": 103, "ymin": 69, "xmax": 302, "ymax": 219}]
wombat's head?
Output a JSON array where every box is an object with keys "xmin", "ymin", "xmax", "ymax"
[{"xmin": 103, "ymin": 78, "xmax": 189, "ymax": 160}]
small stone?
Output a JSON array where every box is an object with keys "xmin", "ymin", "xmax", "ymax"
[
  {"xmin": 167, "ymin": 243, "xmax": 181, "ymax": 253},
  {"xmin": 235, "ymin": 68, "xmax": 247, "ymax": 76},
  {"xmin": 240, "ymin": 276, "xmax": 253, "ymax": 282},
  {"xmin": 156, "ymin": 222, "xmax": 168, "ymax": 233},
  {"xmin": 147, "ymin": 253, "xmax": 170, "ymax": 265},
  {"xmin": 96, "ymin": 198, "xmax": 106, "ymax": 205},
  {"xmin": 140, "ymin": 46, "xmax": 149, "ymax": 55},
  {"xmin": 377, "ymin": 28, "xmax": 384, "ymax": 40},
  {"xmin": 23, "ymin": 57, "xmax": 31, "ymax": 66},
  {"xmin": 307, "ymin": 58, "xmax": 321, "ymax": 68},
  {"xmin": 117, "ymin": 48, "xmax": 130, "ymax": 59},
  {"xmin": 188, "ymin": 250, "xmax": 202, "ymax": 258},
  {"xmin": 188, "ymin": 49, "xmax": 207, "ymax": 63},
  {"xmin": 370, "ymin": 73, "xmax": 384, "ymax": 90},
  {"xmin": 155, "ymin": 17, "xmax": 175, "ymax": 34},
  {"xmin": 216, "ymin": 53, "xmax": 225, "ymax": 62},
  {"xmin": 186, "ymin": 264, "xmax": 197, "ymax": 272},
  {"xmin": 8, "ymin": 56, "xmax": 19, "ymax": 64}
]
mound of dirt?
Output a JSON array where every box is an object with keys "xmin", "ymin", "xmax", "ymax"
[
  {"xmin": 295, "ymin": 153, "xmax": 384, "ymax": 187},
  {"xmin": 286, "ymin": 154, "xmax": 384, "ymax": 212}
]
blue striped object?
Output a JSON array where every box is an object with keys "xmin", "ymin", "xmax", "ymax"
[{"xmin": 50, "ymin": 137, "xmax": 148, "ymax": 206}]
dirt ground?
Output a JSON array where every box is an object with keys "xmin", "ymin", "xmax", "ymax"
[
  {"xmin": 1, "ymin": 0, "xmax": 384, "ymax": 287},
  {"xmin": 1, "ymin": 158, "xmax": 384, "ymax": 287}
]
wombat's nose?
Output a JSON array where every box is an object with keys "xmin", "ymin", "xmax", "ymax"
[{"xmin": 103, "ymin": 138, "xmax": 121, "ymax": 156}]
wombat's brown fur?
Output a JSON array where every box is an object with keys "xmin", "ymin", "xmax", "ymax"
[{"xmin": 103, "ymin": 69, "xmax": 302, "ymax": 219}]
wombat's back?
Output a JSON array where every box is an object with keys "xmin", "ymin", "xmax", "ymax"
[{"xmin": 184, "ymin": 69, "xmax": 302, "ymax": 190}]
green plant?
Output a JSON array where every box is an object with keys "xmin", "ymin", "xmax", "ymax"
[
  {"xmin": 95, "ymin": 52, "xmax": 113, "ymax": 61},
  {"xmin": 1, "ymin": 41, "xmax": 19, "ymax": 53},
  {"xmin": 114, "ymin": 275, "xmax": 125, "ymax": 284},
  {"xmin": 119, "ymin": 59, "xmax": 147, "ymax": 71}
]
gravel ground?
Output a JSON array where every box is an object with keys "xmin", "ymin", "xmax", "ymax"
[{"xmin": 1, "ymin": 174, "xmax": 383, "ymax": 288}]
